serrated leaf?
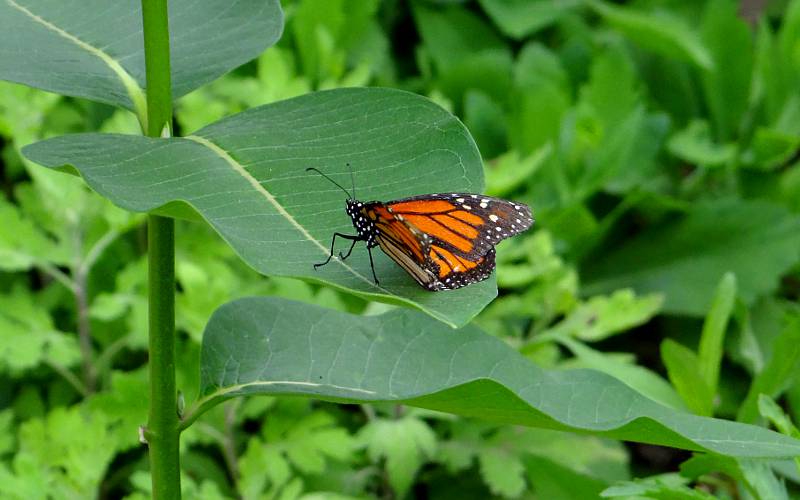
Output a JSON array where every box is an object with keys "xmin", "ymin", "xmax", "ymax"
[
  {"xmin": 24, "ymin": 88, "xmax": 492, "ymax": 327},
  {"xmin": 0, "ymin": 196, "xmax": 70, "ymax": 271},
  {"xmin": 554, "ymin": 288, "xmax": 663, "ymax": 342},
  {"xmin": 190, "ymin": 297, "xmax": 800, "ymax": 459},
  {"xmin": 478, "ymin": 449, "xmax": 526, "ymax": 498},
  {"xmin": 0, "ymin": 286, "xmax": 74, "ymax": 373},
  {"xmin": 601, "ymin": 473, "xmax": 715, "ymax": 499},
  {"xmin": 583, "ymin": 199, "xmax": 800, "ymax": 316},
  {"xmin": 0, "ymin": 406, "xmax": 117, "ymax": 499},
  {"xmin": 359, "ymin": 416, "xmax": 436, "ymax": 497},
  {"xmin": 0, "ymin": 0, "xmax": 283, "ymax": 117}
]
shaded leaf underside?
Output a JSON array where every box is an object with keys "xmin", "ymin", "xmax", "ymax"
[{"xmin": 194, "ymin": 297, "xmax": 800, "ymax": 459}]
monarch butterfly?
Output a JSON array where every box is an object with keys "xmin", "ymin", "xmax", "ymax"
[{"xmin": 308, "ymin": 166, "xmax": 534, "ymax": 291}]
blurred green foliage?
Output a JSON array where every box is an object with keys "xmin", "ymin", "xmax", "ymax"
[{"xmin": 3, "ymin": 0, "xmax": 800, "ymax": 498}]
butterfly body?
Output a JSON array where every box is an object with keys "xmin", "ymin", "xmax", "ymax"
[{"xmin": 321, "ymin": 192, "xmax": 533, "ymax": 291}]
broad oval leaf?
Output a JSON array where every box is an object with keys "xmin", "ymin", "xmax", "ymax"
[
  {"xmin": 0, "ymin": 0, "xmax": 283, "ymax": 116},
  {"xmin": 23, "ymin": 88, "xmax": 494, "ymax": 327},
  {"xmin": 189, "ymin": 296, "xmax": 800, "ymax": 459}
]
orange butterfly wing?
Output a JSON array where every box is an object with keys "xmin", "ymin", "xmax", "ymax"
[{"xmin": 366, "ymin": 194, "xmax": 533, "ymax": 290}]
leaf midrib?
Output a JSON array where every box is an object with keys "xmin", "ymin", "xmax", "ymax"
[
  {"xmin": 6, "ymin": 0, "xmax": 146, "ymax": 122},
  {"xmin": 184, "ymin": 134, "xmax": 392, "ymax": 294}
]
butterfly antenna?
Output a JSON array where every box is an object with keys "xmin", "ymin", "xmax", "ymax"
[
  {"xmin": 306, "ymin": 167, "xmax": 353, "ymax": 199},
  {"xmin": 347, "ymin": 162, "xmax": 356, "ymax": 200}
]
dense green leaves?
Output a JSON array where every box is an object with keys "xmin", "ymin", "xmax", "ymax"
[
  {"xmin": 193, "ymin": 296, "xmax": 800, "ymax": 459},
  {"xmin": 0, "ymin": 0, "xmax": 283, "ymax": 117},
  {"xmin": 6, "ymin": 0, "xmax": 800, "ymax": 496},
  {"xmin": 24, "ymin": 88, "xmax": 492, "ymax": 327},
  {"xmin": 583, "ymin": 200, "xmax": 800, "ymax": 315}
]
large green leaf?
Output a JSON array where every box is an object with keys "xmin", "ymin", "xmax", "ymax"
[
  {"xmin": 187, "ymin": 296, "xmax": 800, "ymax": 459},
  {"xmin": 0, "ymin": 0, "xmax": 283, "ymax": 118},
  {"xmin": 23, "ymin": 88, "xmax": 494, "ymax": 327},
  {"xmin": 582, "ymin": 199, "xmax": 800, "ymax": 316}
]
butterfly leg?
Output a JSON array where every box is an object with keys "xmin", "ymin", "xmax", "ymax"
[
  {"xmin": 367, "ymin": 246, "xmax": 379, "ymax": 284},
  {"xmin": 315, "ymin": 233, "xmax": 361, "ymax": 269},
  {"xmin": 339, "ymin": 238, "xmax": 358, "ymax": 261}
]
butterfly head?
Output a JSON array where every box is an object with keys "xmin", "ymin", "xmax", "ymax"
[{"xmin": 346, "ymin": 199, "xmax": 376, "ymax": 243}]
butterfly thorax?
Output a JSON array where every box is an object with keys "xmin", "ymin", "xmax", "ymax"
[{"xmin": 346, "ymin": 199, "xmax": 380, "ymax": 248}]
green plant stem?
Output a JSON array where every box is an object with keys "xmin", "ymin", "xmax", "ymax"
[
  {"xmin": 141, "ymin": 0, "xmax": 179, "ymax": 498},
  {"xmin": 147, "ymin": 215, "xmax": 179, "ymax": 498}
]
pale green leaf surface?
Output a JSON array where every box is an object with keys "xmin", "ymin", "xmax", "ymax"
[
  {"xmin": 193, "ymin": 297, "xmax": 800, "ymax": 458},
  {"xmin": 660, "ymin": 339, "xmax": 713, "ymax": 417},
  {"xmin": 759, "ymin": 395, "xmax": 800, "ymax": 439},
  {"xmin": 697, "ymin": 272, "xmax": 736, "ymax": 395},
  {"xmin": 555, "ymin": 289, "xmax": 663, "ymax": 343},
  {"xmin": 583, "ymin": 200, "xmax": 800, "ymax": 316},
  {"xmin": 668, "ymin": 120, "xmax": 737, "ymax": 167},
  {"xmin": 0, "ymin": 0, "xmax": 283, "ymax": 114},
  {"xmin": 24, "ymin": 88, "xmax": 492, "ymax": 327}
]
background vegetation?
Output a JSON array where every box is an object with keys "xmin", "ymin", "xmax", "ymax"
[{"xmin": 3, "ymin": 0, "xmax": 800, "ymax": 498}]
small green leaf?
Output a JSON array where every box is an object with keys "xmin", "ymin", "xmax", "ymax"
[
  {"xmin": 588, "ymin": 1, "xmax": 713, "ymax": 70},
  {"xmin": 668, "ymin": 120, "xmax": 737, "ymax": 167},
  {"xmin": 508, "ymin": 43, "xmax": 570, "ymax": 154},
  {"xmin": 738, "ymin": 318, "xmax": 800, "ymax": 423},
  {"xmin": 738, "ymin": 459, "xmax": 789, "ymax": 500},
  {"xmin": 661, "ymin": 339, "xmax": 713, "ymax": 416},
  {"xmin": 24, "ymin": 88, "xmax": 491, "ymax": 327},
  {"xmin": 192, "ymin": 297, "xmax": 800, "ymax": 459},
  {"xmin": 478, "ymin": 0, "xmax": 580, "ymax": 39},
  {"xmin": 358, "ymin": 416, "xmax": 436, "ymax": 497},
  {"xmin": 700, "ymin": 0, "xmax": 753, "ymax": 141},
  {"xmin": 412, "ymin": 2, "xmax": 508, "ymax": 74},
  {"xmin": 601, "ymin": 473, "xmax": 715, "ymax": 499},
  {"xmin": 0, "ymin": 286, "xmax": 77, "ymax": 373},
  {"xmin": 464, "ymin": 90, "xmax": 507, "ymax": 158},
  {"xmin": 0, "ymin": 0, "xmax": 283, "ymax": 116},
  {"xmin": 485, "ymin": 146, "xmax": 551, "ymax": 197},
  {"xmin": 697, "ymin": 272, "xmax": 736, "ymax": 395},
  {"xmin": 759, "ymin": 395, "xmax": 800, "ymax": 438},
  {"xmin": 478, "ymin": 448, "xmax": 526, "ymax": 497},
  {"xmin": 555, "ymin": 289, "xmax": 663, "ymax": 343},
  {"xmin": 0, "ymin": 196, "xmax": 71, "ymax": 271},
  {"xmin": 583, "ymin": 199, "xmax": 800, "ymax": 316}
]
